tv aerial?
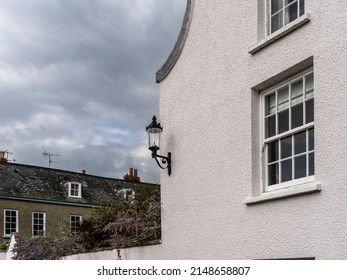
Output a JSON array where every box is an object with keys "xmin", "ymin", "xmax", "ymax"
[{"xmin": 42, "ymin": 151, "xmax": 60, "ymax": 168}]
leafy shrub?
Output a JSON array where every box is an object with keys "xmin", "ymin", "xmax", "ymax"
[
  {"xmin": 76, "ymin": 186, "xmax": 161, "ymax": 251},
  {"xmin": 0, "ymin": 242, "xmax": 8, "ymax": 251}
]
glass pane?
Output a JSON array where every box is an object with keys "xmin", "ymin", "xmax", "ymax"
[
  {"xmin": 300, "ymin": 0, "xmax": 305, "ymax": 16},
  {"xmin": 285, "ymin": 2, "xmax": 298, "ymax": 24},
  {"xmin": 281, "ymin": 136, "xmax": 292, "ymax": 159},
  {"xmin": 309, "ymin": 152, "xmax": 314, "ymax": 175},
  {"xmin": 308, "ymin": 128, "xmax": 314, "ymax": 151},
  {"xmin": 278, "ymin": 109, "xmax": 289, "ymax": 134},
  {"xmin": 305, "ymin": 73, "xmax": 314, "ymax": 98},
  {"xmin": 268, "ymin": 141, "xmax": 279, "ymax": 162},
  {"xmin": 278, "ymin": 85, "xmax": 289, "ymax": 110},
  {"xmin": 271, "ymin": 0, "xmax": 283, "ymax": 14},
  {"xmin": 268, "ymin": 163, "xmax": 279, "ymax": 186},
  {"xmin": 265, "ymin": 115, "xmax": 276, "ymax": 138},
  {"xmin": 266, "ymin": 93, "xmax": 276, "ymax": 115},
  {"xmin": 291, "ymin": 103, "xmax": 303, "ymax": 129},
  {"xmin": 285, "ymin": 0, "xmax": 296, "ymax": 4},
  {"xmin": 294, "ymin": 131, "xmax": 306, "ymax": 154},
  {"xmin": 294, "ymin": 155, "xmax": 306, "ymax": 179},
  {"xmin": 291, "ymin": 78, "xmax": 303, "ymax": 105},
  {"xmin": 305, "ymin": 99, "xmax": 314, "ymax": 123},
  {"xmin": 271, "ymin": 11, "xmax": 283, "ymax": 33},
  {"xmin": 281, "ymin": 159, "xmax": 292, "ymax": 182}
]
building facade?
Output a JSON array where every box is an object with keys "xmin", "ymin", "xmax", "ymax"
[
  {"xmin": 156, "ymin": 0, "xmax": 347, "ymax": 259},
  {"xmin": 0, "ymin": 161, "xmax": 159, "ymax": 243}
]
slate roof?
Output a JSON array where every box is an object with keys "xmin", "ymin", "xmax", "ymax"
[{"xmin": 0, "ymin": 162, "xmax": 159, "ymax": 207}]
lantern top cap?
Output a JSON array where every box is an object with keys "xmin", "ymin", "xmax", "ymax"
[{"xmin": 146, "ymin": 115, "xmax": 163, "ymax": 131}]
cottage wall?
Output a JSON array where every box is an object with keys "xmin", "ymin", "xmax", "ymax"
[{"xmin": 0, "ymin": 199, "xmax": 93, "ymax": 242}]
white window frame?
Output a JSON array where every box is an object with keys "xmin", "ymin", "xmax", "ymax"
[
  {"xmin": 68, "ymin": 182, "xmax": 82, "ymax": 198},
  {"xmin": 267, "ymin": 0, "xmax": 305, "ymax": 35},
  {"xmin": 32, "ymin": 212, "xmax": 46, "ymax": 237},
  {"xmin": 249, "ymin": 1, "xmax": 310, "ymax": 54},
  {"xmin": 3, "ymin": 209, "xmax": 18, "ymax": 237},
  {"xmin": 261, "ymin": 69, "xmax": 314, "ymax": 193},
  {"xmin": 116, "ymin": 188, "xmax": 136, "ymax": 202},
  {"xmin": 70, "ymin": 215, "xmax": 82, "ymax": 233}
]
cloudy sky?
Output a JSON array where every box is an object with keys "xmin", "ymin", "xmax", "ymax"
[{"xmin": 0, "ymin": 0, "xmax": 186, "ymax": 183}]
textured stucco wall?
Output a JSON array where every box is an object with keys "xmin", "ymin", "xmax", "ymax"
[
  {"xmin": 63, "ymin": 243, "xmax": 163, "ymax": 260},
  {"xmin": 158, "ymin": 0, "xmax": 347, "ymax": 259}
]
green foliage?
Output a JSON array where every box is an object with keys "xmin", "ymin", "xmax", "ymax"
[
  {"xmin": 12, "ymin": 224, "xmax": 83, "ymax": 260},
  {"xmin": 13, "ymin": 237, "xmax": 68, "ymax": 260},
  {"xmin": 0, "ymin": 242, "xmax": 8, "ymax": 251},
  {"xmin": 76, "ymin": 185, "xmax": 161, "ymax": 251}
]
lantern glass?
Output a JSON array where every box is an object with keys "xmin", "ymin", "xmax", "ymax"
[{"xmin": 147, "ymin": 127, "xmax": 162, "ymax": 150}]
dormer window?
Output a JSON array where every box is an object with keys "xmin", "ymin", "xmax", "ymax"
[
  {"xmin": 116, "ymin": 188, "xmax": 135, "ymax": 202},
  {"xmin": 68, "ymin": 182, "xmax": 82, "ymax": 198}
]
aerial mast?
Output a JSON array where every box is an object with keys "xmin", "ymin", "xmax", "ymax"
[{"xmin": 42, "ymin": 151, "xmax": 60, "ymax": 168}]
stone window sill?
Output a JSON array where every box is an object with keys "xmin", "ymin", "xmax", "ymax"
[
  {"xmin": 248, "ymin": 13, "xmax": 311, "ymax": 54},
  {"xmin": 243, "ymin": 181, "xmax": 321, "ymax": 205}
]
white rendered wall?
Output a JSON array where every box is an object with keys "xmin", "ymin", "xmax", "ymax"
[
  {"xmin": 158, "ymin": 0, "xmax": 347, "ymax": 259},
  {"xmin": 63, "ymin": 244, "xmax": 163, "ymax": 260}
]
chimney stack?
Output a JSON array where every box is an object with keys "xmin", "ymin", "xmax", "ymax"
[
  {"xmin": 123, "ymin": 167, "xmax": 140, "ymax": 182},
  {"xmin": 81, "ymin": 170, "xmax": 86, "ymax": 175},
  {"xmin": 0, "ymin": 151, "xmax": 7, "ymax": 163}
]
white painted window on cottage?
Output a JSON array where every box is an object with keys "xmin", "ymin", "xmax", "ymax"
[
  {"xmin": 70, "ymin": 215, "xmax": 82, "ymax": 233},
  {"xmin": 268, "ymin": 0, "xmax": 305, "ymax": 34},
  {"xmin": 4, "ymin": 209, "xmax": 18, "ymax": 237},
  {"xmin": 262, "ymin": 70, "xmax": 314, "ymax": 192},
  {"xmin": 116, "ymin": 188, "xmax": 135, "ymax": 202},
  {"xmin": 68, "ymin": 182, "xmax": 82, "ymax": 198},
  {"xmin": 32, "ymin": 212, "xmax": 46, "ymax": 236}
]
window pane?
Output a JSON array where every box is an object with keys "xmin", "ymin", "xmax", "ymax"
[
  {"xmin": 291, "ymin": 78, "xmax": 303, "ymax": 105},
  {"xmin": 294, "ymin": 131, "xmax": 306, "ymax": 154},
  {"xmin": 294, "ymin": 155, "xmax": 306, "ymax": 179},
  {"xmin": 5, "ymin": 211, "xmax": 17, "ymax": 235},
  {"xmin": 278, "ymin": 109, "xmax": 289, "ymax": 134},
  {"xmin": 305, "ymin": 73, "xmax": 314, "ymax": 98},
  {"xmin": 285, "ymin": 0, "xmax": 296, "ymax": 4},
  {"xmin": 281, "ymin": 136, "xmax": 292, "ymax": 159},
  {"xmin": 299, "ymin": 0, "xmax": 305, "ymax": 16},
  {"xmin": 268, "ymin": 141, "xmax": 279, "ymax": 162},
  {"xmin": 271, "ymin": 0, "xmax": 283, "ymax": 14},
  {"xmin": 281, "ymin": 159, "xmax": 292, "ymax": 182},
  {"xmin": 305, "ymin": 99, "xmax": 314, "ymax": 123},
  {"xmin": 265, "ymin": 115, "xmax": 276, "ymax": 138},
  {"xmin": 268, "ymin": 163, "xmax": 279, "ymax": 186},
  {"xmin": 291, "ymin": 103, "xmax": 303, "ymax": 129},
  {"xmin": 278, "ymin": 85, "xmax": 289, "ymax": 110},
  {"xmin": 271, "ymin": 11, "xmax": 283, "ymax": 33},
  {"xmin": 308, "ymin": 128, "xmax": 314, "ymax": 151},
  {"xmin": 309, "ymin": 152, "xmax": 314, "ymax": 175},
  {"xmin": 266, "ymin": 92, "xmax": 276, "ymax": 115},
  {"xmin": 285, "ymin": 2, "xmax": 298, "ymax": 24}
]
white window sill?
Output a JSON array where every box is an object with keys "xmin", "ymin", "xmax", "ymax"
[
  {"xmin": 248, "ymin": 13, "xmax": 311, "ymax": 54},
  {"xmin": 243, "ymin": 181, "xmax": 321, "ymax": 205}
]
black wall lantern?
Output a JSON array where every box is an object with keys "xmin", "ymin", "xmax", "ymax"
[{"xmin": 146, "ymin": 115, "xmax": 171, "ymax": 176}]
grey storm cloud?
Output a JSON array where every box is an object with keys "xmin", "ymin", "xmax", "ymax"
[{"xmin": 0, "ymin": 0, "xmax": 186, "ymax": 183}]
